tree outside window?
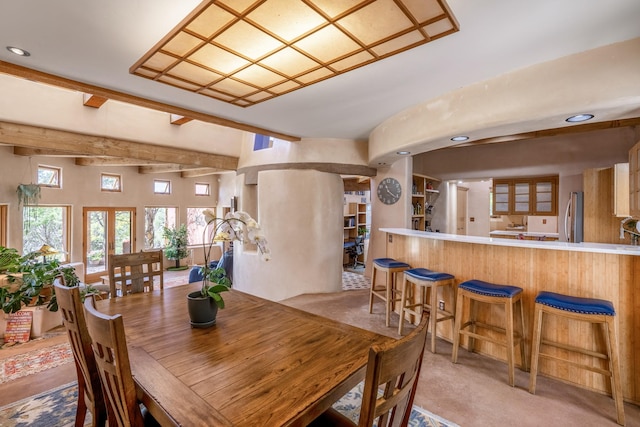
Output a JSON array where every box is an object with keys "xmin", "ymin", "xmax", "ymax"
[
  {"xmin": 186, "ymin": 207, "xmax": 214, "ymax": 245},
  {"xmin": 23, "ymin": 206, "xmax": 70, "ymax": 261},
  {"xmin": 144, "ymin": 207, "xmax": 177, "ymax": 249}
]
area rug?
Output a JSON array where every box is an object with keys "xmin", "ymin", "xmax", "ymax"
[
  {"xmin": 0, "ymin": 343, "xmax": 73, "ymax": 384},
  {"xmin": 0, "ymin": 381, "xmax": 459, "ymax": 427},
  {"xmin": 342, "ymin": 271, "xmax": 370, "ymax": 290}
]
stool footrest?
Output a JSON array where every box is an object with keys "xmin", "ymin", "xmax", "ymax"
[
  {"xmin": 537, "ymin": 352, "xmax": 612, "ymax": 377},
  {"xmin": 540, "ymin": 339, "xmax": 608, "ymax": 360}
]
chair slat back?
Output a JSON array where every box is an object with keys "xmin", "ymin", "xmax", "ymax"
[
  {"xmin": 54, "ymin": 280, "xmax": 107, "ymax": 426},
  {"xmin": 83, "ymin": 296, "xmax": 146, "ymax": 427},
  {"xmin": 108, "ymin": 250, "xmax": 163, "ymax": 298},
  {"xmin": 359, "ymin": 313, "xmax": 429, "ymax": 427}
]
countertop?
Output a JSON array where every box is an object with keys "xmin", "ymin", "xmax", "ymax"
[
  {"xmin": 380, "ymin": 228, "xmax": 640, "ymax": 255},
  {"xmin": 489, "ymin": 230, "xmax": 560, "ymax": 238}
]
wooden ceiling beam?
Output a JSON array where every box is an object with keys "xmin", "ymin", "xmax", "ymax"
[
  {"xmin": 14, "ymin": 146, "xmax": 79, "ymax": 157},
  {"xmin": 0, "ymin": 60, "xmax": 301, "ymax": 142},
  {"xmin": 170, "ymin": 114, "xmax": 193, "ymax": 125},
  {"xmin": 75, "ymin": 157, "xmax": 165, "ymax": 166},
  {"xmin": 83, "ymin": 93, "xmax": 108, "ymax": 108},
  {"xmin": 0, "ymin": 121, "xmax": 238, "ymax": 170},
  {"xmin": 181, "ymin": 168, "xmax": 223, "ymax": 178},
  {"xmin": 138, "ymin": 165, "xmax": 221, "ymax": 174}
]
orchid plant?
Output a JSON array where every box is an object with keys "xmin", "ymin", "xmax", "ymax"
[{"xmin": 198, "ymin": 209, "xmax": 270, "ymax": 307}]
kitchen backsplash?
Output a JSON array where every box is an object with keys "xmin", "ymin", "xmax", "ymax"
[{"xmin": 526, "ymin": 216, "xmax": 558, "ymax": 233}]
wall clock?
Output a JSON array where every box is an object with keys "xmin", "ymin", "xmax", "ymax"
[{"xmin": 377, "ymin": 177, "xmax": 402, "ymax": 205}]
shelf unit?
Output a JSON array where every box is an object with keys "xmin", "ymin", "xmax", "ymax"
[
  {"xmin": 411, "ymin": 174, "xmax": 440, "ymax": 231},
  {"xmin": 343, "ymin": 203, "xmax": 357, "ymax": 242}
]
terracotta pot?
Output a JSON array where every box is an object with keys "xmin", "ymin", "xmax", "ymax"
[{"xmin": 187, "ymin": 291, "xmax": 218, "ymax": 328}]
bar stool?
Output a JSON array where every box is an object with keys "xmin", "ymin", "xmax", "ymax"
[
  {"xmin": 529, "ymin": 291, "xmax": 625, "ymax": 426},
  {"xmin": 398, "ymin": 268, "xmax": 456, "ymax": 354},
  {"xmin": 370, "ymin": 258, "xmax": 411, "ymax": 327},
  {"xmin": 451, "ymin": 279, "xmax": 528, "ymax": 387}
]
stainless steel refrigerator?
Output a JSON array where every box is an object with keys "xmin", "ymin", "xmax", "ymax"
[{"xmin": 564, "ymin": 191, "xmax": 584, "ymax": 243}]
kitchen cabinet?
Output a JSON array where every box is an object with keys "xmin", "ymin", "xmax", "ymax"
[
  {"xmin": 613, "ymin": 163, "xmax": 629, "ymax": 217},
  {"xmin": 492, "ymin": 176, "xmax": 558, "ymax": 216},
  {"xmin": 631, "ymin": 142, "xmax": 640, "ymax": 217}
]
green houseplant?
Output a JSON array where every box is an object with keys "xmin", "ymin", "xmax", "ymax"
[
  {"xmin": 163, "ymin": 224, "xmax": 189, "ymax": 271},
  {"xmin": 187, "ymin": 209, "xmax": 269, "ymax": 328},
  {"xmin": 0, "ymin": 248, "xmax": 81, "ymax": 314}
]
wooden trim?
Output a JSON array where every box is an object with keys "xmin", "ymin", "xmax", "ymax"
[
  {"xmin": 0, "ymin": 121, "xmax": 239, "ymax": 170},
  {"xmin": 0, "ymin": 60, "xmax": 301, "ymax": 142}
]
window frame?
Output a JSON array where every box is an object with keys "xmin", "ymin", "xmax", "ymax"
[
  {"xmin": 22, "ymin": 205, "xmax": 71, "ymax": 262},
  {"xmin": 37, "ymin": 165, "xmax": 62, "ymax": 188},
  {"xmin": 195, "ymin": 182, "xmax": 210, "ymax": 196},
  {"xmin": 154, "ymin": 179, "xmax": 172, "ymax": 195},
  {"xmin": 101, "ymin": 173, "xmax": 122, "ymax": 192}
]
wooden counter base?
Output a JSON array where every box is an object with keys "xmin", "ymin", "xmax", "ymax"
[{"xmin": 384, "ymin": 231, "xmax": 639, "ymax": 404}]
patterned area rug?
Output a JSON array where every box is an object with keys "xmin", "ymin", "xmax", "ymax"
[
  {"xmin": 0, "ymin": 381, "xmax": 459, "ymax": 427},
  {"xmin": 342, "ymin": 271, "xmax": 370, "ymax": 290},
  {"xmin": 0, "ymin": 343, "xmax": 73, "ymax": 384}
]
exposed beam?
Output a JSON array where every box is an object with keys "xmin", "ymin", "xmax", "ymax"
[
  {"xmin": 170, "ymin": 114, "xmax": 193, "ymax": 125},
  {"xmin": 75, "ymin": 157, "xmax": 165, "ymax": 166},
  {"xmin": 14, "ymin": 146, "xmax": 79, "ymax": 157},
  {"xmin": 181, "ymin": 168, "xmax": 223, "ymax": 178},
  {"xmin": 0, "ymin": 61, "xmax": 301, "ymax": 142},
  {"xmin": 83, "ymin": 93, "xmax": 108, "ymax": 108},
  {"xmin": 0, "ymin": 121, "xmax": 238, "ymax": 170},
  {"xmin": 344, "ymin": 178, "xmax": 371, "ymax": 192},
  {"xmin": 138, "ymin": 164, "xmax": 221, "ymax": 174}
]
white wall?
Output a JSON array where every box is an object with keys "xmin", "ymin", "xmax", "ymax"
[{"xmin": 465, "ymin": 181, "xmax": 492, "ymax": 237}]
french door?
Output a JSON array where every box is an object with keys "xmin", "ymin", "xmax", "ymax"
[{"xmin": 83, "ymin": 207, "xmax": 136, "ymax": 284}]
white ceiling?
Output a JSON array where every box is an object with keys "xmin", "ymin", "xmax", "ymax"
[{"xmin": 1, "ymin": 0, "xmax": 639, "ymax": 141}]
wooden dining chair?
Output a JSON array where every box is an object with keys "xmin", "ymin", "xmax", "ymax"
[
  {"xmin": 83, "ymin": 296, "xmax": 159, "ymax": 426},
  {"xmin": 108, "ymin": 250, "xmax": 163, "ymax": 299},
  {"xmin": 308, "ymin": 313, "xmax": 430, "ymax": 427},
  {"xmin": 54, "ymin": 280, "xmax": 107, "ymax": 427}
]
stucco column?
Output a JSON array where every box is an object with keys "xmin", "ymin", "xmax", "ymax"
[{"xmin": 233, "ymin": 169, "xmax": 344, "ymax": 301}]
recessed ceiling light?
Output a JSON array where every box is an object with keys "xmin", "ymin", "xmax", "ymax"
[
  {"xmin": 6, "ymin": 46, "xmax": 30, "ymax": 56},
  {"xmin": 451, "ymin": 136, "xmax": 469, "ymax": 142},
  {"xmin": 396, "ymin": 151, "xmax": 411, "ymax": 155},
  {"xmin": 565, "ymin": 114, "xmax": 594, "ymax": 123}
]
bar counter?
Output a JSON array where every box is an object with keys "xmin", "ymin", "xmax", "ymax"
[{"xmin": 381, "ymin": 228, "xmax": 640, "ymax": 404}]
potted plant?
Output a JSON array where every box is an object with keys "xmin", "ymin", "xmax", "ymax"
[
  {"xmin": 163, "ymin": 224, "xmax": 189, "ymax": 271},
  {"xmin": 1, "ymin": 248, "xmax": 82, "ymax": 314},
  {"xmin": 187, "ymin": 209, "xmax": 270, "ymax": 328}
]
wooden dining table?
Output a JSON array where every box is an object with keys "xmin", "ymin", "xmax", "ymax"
[{"xmin": 95, "ymin": 282, "xmax": 392, "ymax": 426}]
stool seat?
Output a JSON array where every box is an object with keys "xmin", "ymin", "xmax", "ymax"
[
  {"xmin": 370, "ymin": 258, "xmax": 411, "ymax": 327},
  {"xmin": 459, "ymin": 279, "xmax": 522, "ymax": 298},
  {"xmin": 373, "ymin": 258, "xmax": 411, "ymax": 269},
  {"xmin": 535, "ymin": 291, "xmax": 615, "ymax": 315},
  {"xmin": 405, "ymin": 268, "xmax": 454, "ymax": 282},
  {"xmin": 398, "ymin": 268, "xmax": 456, "ymax": 353},
  {"xmin": 452, "ymin": 279, "xmax": 528, "ymax": 387}
]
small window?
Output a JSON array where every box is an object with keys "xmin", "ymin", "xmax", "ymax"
[
  {"xmin": 195, "ymin": 183, "xmax": 210, "ymax": 196},
  {"xmin": 37, "ymin": 165, "xmax": 61, "ymax": 188},
  {"xmin": 101, "ymin": 173, "xmax": 122, "ymax": 192},
  {"xmin": 154, "ymin": 179, "xmax": 171, "ymax": 195}
]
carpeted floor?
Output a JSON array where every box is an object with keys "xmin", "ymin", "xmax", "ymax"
[{"xmin": 0, "ymin": 381, "xmax": 459, "ymax": 427}]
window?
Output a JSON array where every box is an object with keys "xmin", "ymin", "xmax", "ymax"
[
  {"xmin": 37, "ymin": 165, "xmax": 61, "ymax": 188},
  {"xmin": 101, "ymin": 173, "xmax": 122, "ymax": 192},
  {"xmin": 23, "ymin": 206, "xmax": 70, "ymax": 261},
  {"xmin": 144, "ymin": 207, "xmax": 178, "ymax": 249},
  {"xmin": 195, "ymin": 183, "xmax": 210, "ymax": 196},
  {"xmin": 253, "ymin": 134, "xmax": 273, "ymax": 150},
  {"xmin": 154, "ymin": 179, "xmax": 171, "ymax": 194},
  {"xmin": 186, "ymin": 207, "xmax": 214, "ymax": 245}
]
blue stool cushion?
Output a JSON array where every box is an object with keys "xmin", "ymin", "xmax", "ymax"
[
  {"xmin": 535, "ymin": 291, "xmax": 615, "ymax": 316},
  {"xmin": 373, "ymin": 257, "xmax": 410, "ymax": 269},
  {"xmin": 459, "ymin": 279, "xmax": 522, "ymax": 298},
  {"xmin": 188, "ymin": 260, "xmax": 219, "ymax": 283},
  {"xmin": 405, "ymin": 268, "xmax": 454, "ymax": 282}
]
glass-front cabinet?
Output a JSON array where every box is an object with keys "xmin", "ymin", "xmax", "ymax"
[{"xmin": 492, "ymin": 176, "xmax": 558, "ymax": 216}]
